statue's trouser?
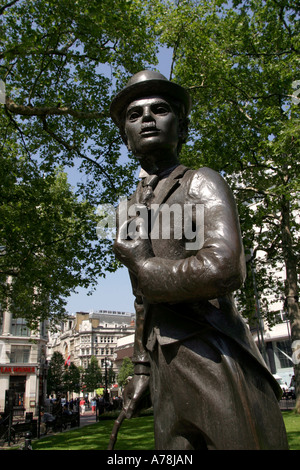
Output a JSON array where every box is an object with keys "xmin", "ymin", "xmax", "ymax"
[{"xmin": 148, "ymin": 325, "xmax": 289, "ymax": 450}]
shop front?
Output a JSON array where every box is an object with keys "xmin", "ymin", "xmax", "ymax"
[{"xmin": 0, "ymin": 365, "xmax": 39, "ymax": 416}]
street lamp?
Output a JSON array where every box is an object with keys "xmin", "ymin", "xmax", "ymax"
[{"xmin": 104, "ymin": 358, "xmax": 111, "ymax": 403}]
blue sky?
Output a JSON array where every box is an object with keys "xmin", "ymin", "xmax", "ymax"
[{"xmin": 65, "ymin": 49, "xmax": 173, "ymax": 315}]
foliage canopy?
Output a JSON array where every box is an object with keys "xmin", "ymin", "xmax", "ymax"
[
  {"xmin": 0, "ymin": 0, "xmax": 159, "ymax": 327},
  {"xmin": 157, "ymin": 0, "xmax": 299, "ymax": 325}
]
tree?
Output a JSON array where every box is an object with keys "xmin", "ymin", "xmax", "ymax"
[
  {"xmin": 0, "ymin": 0, "xmax": 159, "ymax": 205},
  {"xmin": 63, "ymin": 363, "xmax": 81, "ymax": 395},
  {"xmin": 47, "ymin": 351, "xmax": 65, "ymax": 395},
  {"xmin": 117, "ymin": 356, "xmax": 134, "ymax": 388},
  {"xmin": 0, "ymin": 0, "xmax": 160, "ymax": 327},
  {"xmin": 0, "ymin": 149, "xmax": 115, "ymax": 329},
  {"xmin": 83, "ymin": 356, "xmax": 102, "ymax": 393},
  {"xmin": 157, "ymin": 0, "xmax": 300, "ymax": 409}
]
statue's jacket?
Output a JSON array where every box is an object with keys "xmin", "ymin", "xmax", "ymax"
[{"xmin": 116, "ymin": 164, "xmax": 282, "ymax": 399}]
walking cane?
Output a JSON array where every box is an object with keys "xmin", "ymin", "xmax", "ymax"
[{"xmin": 107, "ymin": 409, "xmax": 126, "ymax": 450}]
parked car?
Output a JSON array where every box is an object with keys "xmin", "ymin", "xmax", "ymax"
[{"xmin": 273, "ymin": 374, "xmax": 288, "ymax": 397}]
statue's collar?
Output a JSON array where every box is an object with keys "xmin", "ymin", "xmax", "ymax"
[{"xmin": 138, "ymin": 164, "xmax": 180, "ymax": 180}]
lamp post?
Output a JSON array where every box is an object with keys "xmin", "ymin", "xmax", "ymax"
[{"xmin": 104, "ymin": 359, "xmax": 111, "ymax": 403}]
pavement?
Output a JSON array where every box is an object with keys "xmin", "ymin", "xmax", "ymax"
[{"xmin": 78, "ymin": 410, "xmax": 98, "ymax": 427}]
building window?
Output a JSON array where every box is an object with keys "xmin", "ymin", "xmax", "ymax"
[
  {"xmin": 11, "ymin": 318, "xmax": 30, "ymax": 337},
  {"xmin": 10, "ymin": 346, "xmax": 30, "ymax": 363}
]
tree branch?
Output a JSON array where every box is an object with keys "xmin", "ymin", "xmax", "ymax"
[
  {"xmin": 5, "ymin": 96, "xmax": 105, "ymax": 119},
  {"xmin": 0, "ymin": 0, "xmax": 20, "ymax": 15},
  {"xmin": 40, "ymin": 117, "xmax": 117, "ymax": 192},
  {"xmin": 4, "ymin": 106, "xmax": 32, "ymax": 157},
  {"xmin": 237, "ymin": 186, "xmax": 277, "ymax": 197}
]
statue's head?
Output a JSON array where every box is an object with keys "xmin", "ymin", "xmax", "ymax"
[{"xmin": 110, "ymin": 70, "xmax": 191, "ymax": 157}]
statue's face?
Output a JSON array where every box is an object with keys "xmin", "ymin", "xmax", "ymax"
[{"xmin": 124, "ymin": 96, "xmax": 179, "ymax": 159}]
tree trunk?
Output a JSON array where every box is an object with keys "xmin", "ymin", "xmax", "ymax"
[{"xmin": 281, "ymin": 196, "xmax": 300, "ymax": 413}]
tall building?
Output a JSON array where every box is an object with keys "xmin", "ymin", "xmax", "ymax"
[
  {"xmin": 0, "ymin": 307, "xmax": 48, "ymax": 416},
  {"xmin": 47, "ymin": 310, "xmax": 135, "ymax": 384},
  {"xmin": 250, "ymin": 288, "xmax": 294, "ymax": 386},
  {"xmin": 242, "ymin": 197, "xmax": 297, "ymax": 388},
  {"xmin": 246, "ymin": 249, "xmax": 294, "ymax": 386}
]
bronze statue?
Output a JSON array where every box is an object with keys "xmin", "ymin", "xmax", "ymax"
[{"xmin": 109, "ymin": 70, "xmax": 288, "ymax": 450}]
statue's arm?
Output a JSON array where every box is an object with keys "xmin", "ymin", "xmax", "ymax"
[{"xmin": 137, "ymin": 168, "xmax": 246, "ymax": 303}]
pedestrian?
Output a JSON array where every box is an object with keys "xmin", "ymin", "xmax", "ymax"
[
  {"xmin": 91, "ymin": 397, "xmax": 97, "ymax": 414},
  {"xmin": 79, "ymin": 397, "xmax": 85, "ymax": 415}
]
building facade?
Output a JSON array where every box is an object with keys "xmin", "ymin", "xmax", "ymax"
[
  {"xmin": 251, "ymin": 300, "xmax": 294, "ymax": 387},
  {"xmin": 47, "ymin": 310, "xmax": 135, "ymax": 385},
  {"xmin": 0, "ymin": 307, "xmax": 48, "ymax": 416},
  {"xmin": 247, "ymin": 249, "xmax": 294, "ymax": 387},
  {"xmin": 114, "ymin": 333, "xmax": 135, "ymax": 373}
]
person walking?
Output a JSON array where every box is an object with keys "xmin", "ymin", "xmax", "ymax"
[
  {"xmin": 79, "ymin": 398, "xmax": 85, "ymax": 415},
  {"xmin": 91, "ymin": 398, "xmax": 97, "ymax": 414}
]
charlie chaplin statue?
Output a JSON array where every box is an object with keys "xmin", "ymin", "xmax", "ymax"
[{"xmin": 110, "ymin": 70, "xmax": 288, "ymax": 450}]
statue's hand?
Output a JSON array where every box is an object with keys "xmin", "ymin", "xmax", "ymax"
[
  {"xmin": 113, "ymin": 216, "xmax": 154, "ymax": 274},
  {"xmin": 122, "ymin": 374, "xmax": 150, "ymax": 419}
]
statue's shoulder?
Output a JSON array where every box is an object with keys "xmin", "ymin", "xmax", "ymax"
[
  {"xmin": 190, "ymin": 166, "xmax": 223, "ymax": 180},
  {"xmin": 187, "ymin": 166, "xmax": 227, "ymax": 198}
]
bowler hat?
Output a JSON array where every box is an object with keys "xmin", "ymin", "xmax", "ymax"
[{"xmin": 109, "ymin": 70, "xmax": 192, "ymax": 129}]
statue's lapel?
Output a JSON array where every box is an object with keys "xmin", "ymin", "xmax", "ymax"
[
  {"xmin": 129, "ymin": 164, "xmax": 189, "ymax": 208},
  {"xmin": 154, "ymin": 164, "xmax": 189, "ymax": 206}
]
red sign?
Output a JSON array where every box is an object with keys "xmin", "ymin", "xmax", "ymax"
[{"xmin": 0, "ymin": 366, "xmax": 36, "ymax": 374}]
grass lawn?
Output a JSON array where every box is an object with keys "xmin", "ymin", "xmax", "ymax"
[
  {"xmin": 282, "ymin": 412, "xmax": 300, "ymax": 450},
  {"xmin": 29, "ymin": 412, "xmax": 299, "ymax": 451},
  {"xmin": 32, "ymin": 415, "xmax": 155, "ymax": 451}
]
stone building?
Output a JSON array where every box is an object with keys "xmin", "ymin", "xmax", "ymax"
[
  {"xmin": 0, "ymin": 307, "xmax": 48, "ymax": 416},
  {"xmin": 250, "ymin": 297, "xmax": 294, "ymax": 387},
  {"xmin": 114, "ymin": 333, "xmax": 135, "ymax": 373},
  {"xmin": 47, "ymin": 310, "xmax": 135, "ymax": 382},
  {"xmin": 246, "ymin": 248, "xmax": 294, "ymax": 387}
]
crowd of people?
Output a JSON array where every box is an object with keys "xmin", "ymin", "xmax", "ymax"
[
  {"xmin": 43, "ymin": 394, "xmax": 123, "ymax": 419},
  {"xmin": 79, "ymin": 395, "xmax": 123, "ymax": 415}
]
